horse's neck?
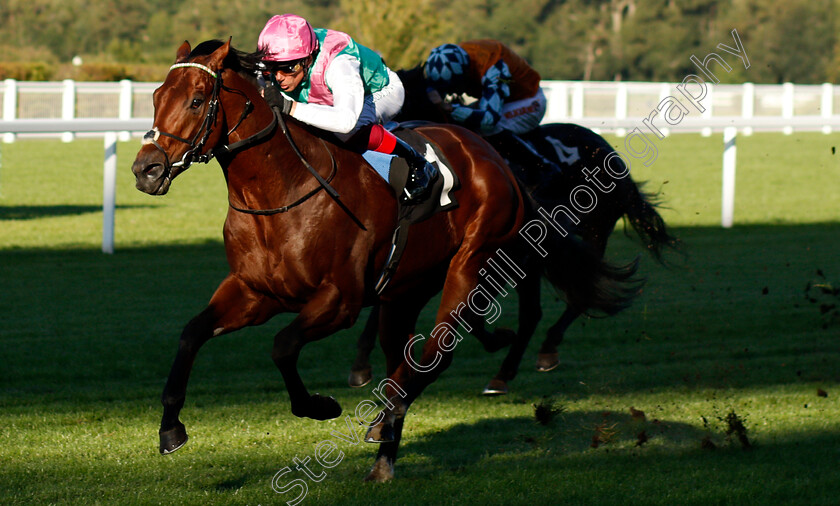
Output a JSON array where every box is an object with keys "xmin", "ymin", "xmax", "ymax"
[{"xmin": 222, "ymin": 104, "xmax": 322, "ymax": 206}]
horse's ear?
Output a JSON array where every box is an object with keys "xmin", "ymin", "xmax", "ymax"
[
  {"xmin": 208, "ymin": 38, "xmax": 232, "ymax": 70},
  {"xmin": 176, "ymin": 41, "xmax": 191, "ymax": 63}
]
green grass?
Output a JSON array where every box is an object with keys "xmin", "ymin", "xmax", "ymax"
[{"xmin": 1, "ymin": 133, "xmax": 839, "ymax": 505}]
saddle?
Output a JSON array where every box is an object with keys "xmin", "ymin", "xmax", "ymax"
[{"xmin": 362, "ymin": 123, "xmax": 461, "ymax": 293}]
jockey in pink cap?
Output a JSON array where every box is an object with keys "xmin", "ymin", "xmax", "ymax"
[{"xmin": 257, "ymin": 14, "xmax": 437, "ymax": 203}]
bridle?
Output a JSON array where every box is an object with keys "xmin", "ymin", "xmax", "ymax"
[
  {"xmin": 143, "ymin": 62, "xmax": 277, "ymax": 177},
  {"xmin": 144, "ymin": 60, "xmax": 365, "ymax": 230}
]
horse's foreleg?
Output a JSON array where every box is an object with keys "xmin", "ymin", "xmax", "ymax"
[
  {"xmin": 271, "ymin": 323, "xmax": 343, "ymax": 420},
  {"xmin": 348, "ymin": 303, "xmax": 380, "ymax": 388},
  {"xmin": 160, "ymin": 275, "xmax": 270, "ymax": 454},
  {"xmin": 271, "ymin": 284, "xmax": 346, "ymax": 421},
  {"xmin": 159, "ymin": 306, "xmax": 215, "ymax": 454}
]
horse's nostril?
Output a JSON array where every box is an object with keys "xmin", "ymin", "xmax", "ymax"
[{"xmin": 144, "ymin": 163, "xmax": 164, "ymax": 179}]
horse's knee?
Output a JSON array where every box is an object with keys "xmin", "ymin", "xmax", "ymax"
[{"xmin": 271, "ymin": 323, "xmax": 304, "ymax": 364}]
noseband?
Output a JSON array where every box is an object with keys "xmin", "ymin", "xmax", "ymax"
[{"xmin": 143, "ymin": 62, "xmax": 277, "ymax": 176}]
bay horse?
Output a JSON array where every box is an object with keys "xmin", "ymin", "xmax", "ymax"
[
  {"xmin": 131, "ymin": 39, "xmax": 639, "ymax": 482},
  {"xmin": 348, "ymin": 64, "xmax": 679, "ymax": 394}
]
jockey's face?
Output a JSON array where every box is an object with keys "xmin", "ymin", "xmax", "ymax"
[{"xmin": 271, "ymin": 58, "xmax": 308, "ymax": 92}]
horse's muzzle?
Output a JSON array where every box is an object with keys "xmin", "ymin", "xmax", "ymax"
[{"xmin": 132, "ymin": 151, "xmax": 172, "ymax": 195}]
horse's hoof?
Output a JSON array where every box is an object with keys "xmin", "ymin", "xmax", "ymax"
[
  {"xmin": 536, "ymin": 352, "xmax": 560, "ymax": 372},
  {"xmin": 309, "ymin": 394, "xmax": 342, "ymax": 420},
  {"xmin": 348, "ymin": 367, "xmax": 373, "ymax": 388},
  {"xmin": 482, "ymin": 328, "xmax": 516, "ymax": 353},
  {"xmin": 365, "ymin": 420, "xmax": 395, "ymax": 443},
  {"xmin": 364, "ymin": 456, "xmax": 395, "ymax": 482},
  {"xmin": 482, "ymin": 378, "xmax": 509, "ymax": 396},
  {"xmin": 159, "ymin": 423, "xmax": 188, "ymax": 455},
  {"xmin": 293, "ymin": 394, "xmax": 342, "ymax": 420}
]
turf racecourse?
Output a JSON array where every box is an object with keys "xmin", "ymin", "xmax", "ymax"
[{"xmin": 1, "ymin": 133, "xmax": 838, "ymax": 504}]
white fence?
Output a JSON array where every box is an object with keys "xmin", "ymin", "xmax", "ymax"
[
  {"xmin": 2, "ymin": 78, "xmax": 837, "ymax": 139},
  {"xmin": 540, "ymin": 81, "xmax": 836, "ymax": 135},
  {"xmin": 0, "ymin": 119, "xmax": 151, "ymax": 254},
  {"xmin": 1, "ymin": 79, "xmax": 158, "ymax": 143},
  {"xmin": 1, "ymin": 79, "xmax": 839, "ymax": 252}
]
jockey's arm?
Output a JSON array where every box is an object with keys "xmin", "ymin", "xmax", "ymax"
[
  {"xmin": 450, "ymin": 59, "xmax": 512, "ymax": 135},
  {"xmin": 290, "ymin": 54, "xmax": 365, "ymax": 134}
]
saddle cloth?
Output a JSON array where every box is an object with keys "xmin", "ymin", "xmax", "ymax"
[{"xmin": 362, "ymin": 124, "xmax": 460, "ymax": 225}]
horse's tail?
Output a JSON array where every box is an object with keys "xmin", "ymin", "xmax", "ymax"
[
  {"xmin": 542, "ymin": 228, "xmax": 642, "ymax": 317},
  {"xmin": 521, "ymin": 192, "xmax": 643, "ymax": 317},
  {"xmin": 619, "ymin": 179, "xmax": 681, "ymax": 265}
]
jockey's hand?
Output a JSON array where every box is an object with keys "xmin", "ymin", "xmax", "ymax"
[
  {"xmin": 264, "ymin": 84, "xmax": 294, "ymax": 115},
  {"xmin": 427, "ymin": 88, "xmax": 443, "ymax": 106},
  {"xmin": 427, "ymin": 88, "xmax": 454, "ymax": 118}
]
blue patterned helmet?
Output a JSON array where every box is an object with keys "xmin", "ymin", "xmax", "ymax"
[{"xmin": 425, "ymin": 44, "xmax": 469, "ymax": 88}]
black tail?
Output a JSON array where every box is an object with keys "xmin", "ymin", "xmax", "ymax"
[
  {"xmin": 542, "ymin": 234, "xmax": 643, "ymax": 317},
  {"xmin": 520, "ymin": 192, "xmax": 643, "ymax": 317},
  {"xmin": 620, "ymin": 180, "xmax": 682, "ymax": 265}
]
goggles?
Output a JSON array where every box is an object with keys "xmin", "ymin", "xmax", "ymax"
[{"xmin": 260, "ymin": 59, "xmax": 305, "ymax": 76}]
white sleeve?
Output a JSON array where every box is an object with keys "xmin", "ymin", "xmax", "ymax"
[{"xmin": 290, "ymin": 54, "xmax": 364, "ymax": 134}]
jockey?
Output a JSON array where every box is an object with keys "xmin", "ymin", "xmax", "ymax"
[
  {"xmin": 257, "ymin": 14, "xmax": 437, "ymax": 203},
  {"xmin": 423, "ymin": 40, "xmax": 557, "ymax": 183}
]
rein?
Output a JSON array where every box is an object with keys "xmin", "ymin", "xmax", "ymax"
[
  {"xmin": 227, "ymin": 106, "xmax": 339, "ymax": 216},
  {"xmin": 147, "ymin": 61, "xmax": 366, "ymax": 230}
]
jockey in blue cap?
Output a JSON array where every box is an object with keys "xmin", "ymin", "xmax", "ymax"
[{"xmin": 423, "ymin": 40, "xmax": 557, "ymax": 185}]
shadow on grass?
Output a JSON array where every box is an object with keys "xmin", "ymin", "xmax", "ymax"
[
  {"xmin": 0, "ymin": 204, "xmax": 157, "ymax": 220},
  {"xmin": 0, "ymin": 222, "xmax": 838, "ymax": 406},
  {"xmin": 400, "ymin": 410, "xmax": 708, "ymax": 466},
  {"xmin": 3, "ymin": 412, "xmax": 839, "ymax": 505}
]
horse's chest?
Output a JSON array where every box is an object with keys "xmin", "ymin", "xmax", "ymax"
[{"xmin": 224, "ymin": 229, "xmax": 328, "ymax": 297}]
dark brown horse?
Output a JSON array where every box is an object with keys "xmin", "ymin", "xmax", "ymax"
[
  {"xmin": 348, "ymin": 65, "xmax": 679, "ymax": 395},
  {"xmin": 131, "ymin": 40, "xmax": 638, "ymax": 482}
]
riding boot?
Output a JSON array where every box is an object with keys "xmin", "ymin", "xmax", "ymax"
[{"xmin": 391, "ymin": 137, "xmax": 439, "ymax": 203}]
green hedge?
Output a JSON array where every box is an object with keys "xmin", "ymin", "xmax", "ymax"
[
  {"xmin": 0, "ymin": 61, "xmax": 54, "ymax": 80},
  {"xmin": 0, "ymin": 61, "xmax": 169, "ymax": 82}
]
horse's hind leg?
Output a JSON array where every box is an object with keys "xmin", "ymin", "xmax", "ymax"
[
  {"xmin": 462, "ymin": 293, "xmax": 516, "ymax": 354},
  {"xmin": 536, "ymin": 307, "xmax": 581, "ymax": 372},
  {"xmin": 483, "ymin": 265, "xmax": 542, "ymax": 395},
  {"xmin": 365, "ymin": 289, "xmax": 436, "ymax": 482},
  {"xmin": 348, "ymin": 304, "xmax": 380, "ymax": 388},
  {"xmin": 365, "ymin": 250, "xmax": 492, "ymax": 447},
  {"xmin": 536, "ymin": 235, "xmax": 606, "ymax": 372},
  {"xmin": 159, "ymin": 275, "xmax": 272, "ymax": 454}
]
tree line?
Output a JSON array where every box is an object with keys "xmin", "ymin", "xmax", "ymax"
[{"xmin": 1, "ymin": 0, "xmax": 837, "ymax": 83}]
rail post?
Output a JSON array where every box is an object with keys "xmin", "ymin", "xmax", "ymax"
[
  {"xmin": 102, "ymin": 132, "xmax": 118, "ymax": 254},
  {"xmin": 61, "ymin": 80, "xmax": 75, "ymax": 143},
  {"xmin": 3, "ymin": 79, "xmax": 16, "ymax": 143},
  {"xmin": 721, "ymin": 126, "xmax": 737, "ymax": 228}
]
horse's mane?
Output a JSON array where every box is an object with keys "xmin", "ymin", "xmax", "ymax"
[
  {"xmin": 189, "ymin": 39, "xmax": 263, "ymax": 89},
  {"xmin": 189, "ymin": 40, "xmax": 344, "ymax": 144}
]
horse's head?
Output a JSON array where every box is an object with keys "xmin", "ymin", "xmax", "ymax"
[{"xmin": 132, "ymin": 40, "xmax": 232, "ymax": 195}]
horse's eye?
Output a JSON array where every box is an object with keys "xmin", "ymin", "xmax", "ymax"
[{"xmin": 190, "ymin": 98, "xmax": 204, "ymax": 109}]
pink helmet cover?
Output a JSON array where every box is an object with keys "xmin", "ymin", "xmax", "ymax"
[{"xmin": 258, "ymin": 14, "xmax": 318, "ymax": 62}]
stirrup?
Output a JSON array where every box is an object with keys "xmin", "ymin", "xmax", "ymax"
[{"xmin": 400, "ymin": 162, "xmax": 437, "ymax": 203}]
